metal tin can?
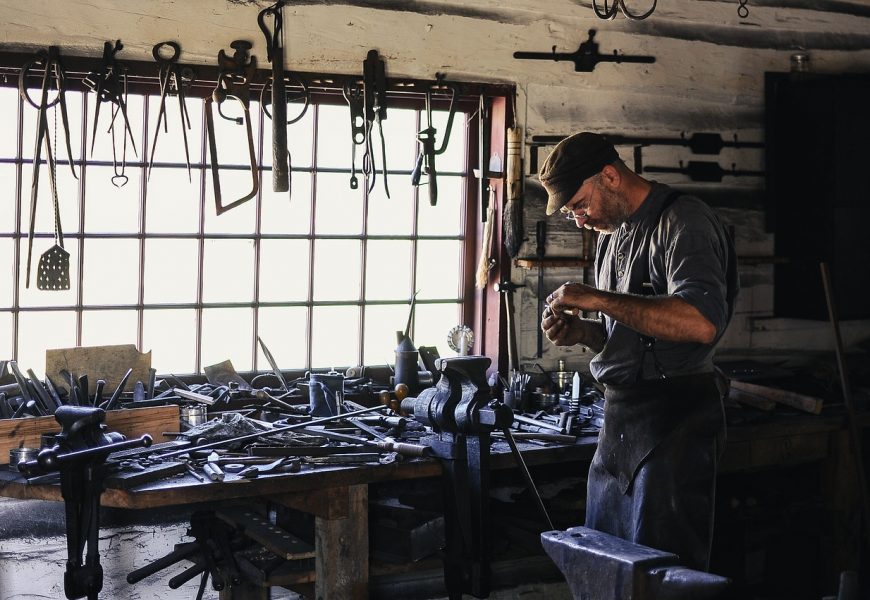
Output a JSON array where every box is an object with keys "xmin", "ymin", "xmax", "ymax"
[
  {"xmin": 181, "ymin": 405, "xmax": 208, "ymax": 429},
  {"xmin": 9, "ymin": 447, "xmax": 39, "ymax": 471}
]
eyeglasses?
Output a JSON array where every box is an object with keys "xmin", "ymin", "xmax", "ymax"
[{"xmin": 559, "ymin": 206, "xmax": 587, "ymax": 220}]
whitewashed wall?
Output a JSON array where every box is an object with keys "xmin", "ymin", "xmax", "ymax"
[{"xmin": 2, "ymin": 1, "xmax": 870, "ymax": 597}]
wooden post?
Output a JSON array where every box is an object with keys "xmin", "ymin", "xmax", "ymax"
[{"xmin": 314, "ymin": 484, "xmax": 369, "ymax": 600}]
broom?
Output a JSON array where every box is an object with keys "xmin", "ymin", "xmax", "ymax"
[{"xmin": 503, "ymin": 126, "xmax": 523, "ymax": 258}]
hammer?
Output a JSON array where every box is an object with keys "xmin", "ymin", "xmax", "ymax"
[{"xmin": 494, "ymin": 280, "xmax": 524, "ymax": 373}]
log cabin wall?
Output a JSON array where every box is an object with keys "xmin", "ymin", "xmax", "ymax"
[{"xmin": 3, "ymin": 0, "xmax": 870, "ymax": 373}]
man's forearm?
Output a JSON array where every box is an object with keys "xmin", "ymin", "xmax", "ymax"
[
  {"xmin": 594, "ymin": 291, "xmax": 716, "ymax": 344},
  {"xmin": 575, "ymin": 318, "xmax": 607, "ymax": 352}
]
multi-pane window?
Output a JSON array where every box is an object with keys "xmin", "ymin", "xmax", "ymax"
[{"xmin": 1, "ymin": 66, "xmax": 480, "ymax": 375}]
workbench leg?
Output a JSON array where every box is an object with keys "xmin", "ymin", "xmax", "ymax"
[
  {"xmin": 314, "ymin": 484, "xmax": 368, "ymax": 600},
  {"xmin": 219, "ymin": 582, "xmax": 269, "ymax": 600},
  {"xmin": 821, "ymin": 429, "xmax": 861, "ymax": 589}
]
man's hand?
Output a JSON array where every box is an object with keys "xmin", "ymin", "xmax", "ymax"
[
  {"xmin": 541, "ymin": 306, "xmax": 606, "ymax": 352},
  {"xmin": 546, "ymin": 282, "xmax": 603, "ymax": 316}
]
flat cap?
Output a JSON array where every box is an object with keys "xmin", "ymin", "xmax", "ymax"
[{"xmin": 539, "ymin": 132, "xmax": 619, "ymax": 216}]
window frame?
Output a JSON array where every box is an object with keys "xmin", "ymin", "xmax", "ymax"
[{"xmin": 0, "ymin": 49, "xmax": 512, "ymax": 374}]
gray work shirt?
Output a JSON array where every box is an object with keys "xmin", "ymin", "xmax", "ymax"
[{"xmin": 589, "ymin": 183, "xmax": 737, "ymax": 385}]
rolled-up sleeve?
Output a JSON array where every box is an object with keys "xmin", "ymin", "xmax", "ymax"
[{"xmin": 665, "ymin": 221, "xmax": 730, "ymax": 337}]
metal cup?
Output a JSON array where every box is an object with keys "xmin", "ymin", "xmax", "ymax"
[
  {"xmin": 9, "ymin": 447, "xmax": 39, "ymax": 471},
  {"xmin": 181, "ymin": 405, "xmax": 208, "ymax": 429}
]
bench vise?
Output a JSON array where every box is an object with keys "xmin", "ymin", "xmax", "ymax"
[
  {"xmin": 401, "ymin": 356, "xmax": 513, "ymax": 599},
  {"xmin": 20, "ymin": 405, "xmax": 151, "ymax": 600}
]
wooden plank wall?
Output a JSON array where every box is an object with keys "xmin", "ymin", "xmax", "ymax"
[{"xmin": 2, "ymin": 0, "xmax": 870, "ymax": 376}]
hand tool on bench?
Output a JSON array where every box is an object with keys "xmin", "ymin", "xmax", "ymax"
[
  {"xmin": 257, "ymin": 336, "xmax": 289, "ymax": 391},
  {"xmin": 206, "ymin": 41, "xmax": 259, "ymax": 215},
  {"xmin": 148, "ymin": 41, "xmax": 194, "ymax": 181},
  {"xmin": 19, "ymin": 46, "xmax": 76, "ymax": 289},
  {"xmin": 258, "ymin": 1, "xmax": 290, "ymax": 193},
  {"xmin": 495, "ymin": 281, "xmax": 524, "ymax": 374},
  {"xmin": 301, "ymin": 425, "xmax": 432, "ymax": 458},
  {"xmin": 27, "ymin": 368, "xmax": 57, "ymax": 413},
  {"xmin": 100, "ymin": 367, "xmax": 132, "ymax": 411}
]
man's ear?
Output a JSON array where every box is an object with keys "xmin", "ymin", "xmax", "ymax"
[{"xmin": 600, "ymin": 164, "xmax": 621, "ymax": 189}]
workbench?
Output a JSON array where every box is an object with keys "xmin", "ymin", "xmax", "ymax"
[{"xmin": 0, "ymin": 409, "xmax": 861, "ymax": 599}]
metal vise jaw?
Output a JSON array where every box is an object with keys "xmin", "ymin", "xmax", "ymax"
[
  {"xmin": 401, "ymin": 355, "xmax": 512, "ymax": 443},
  {"xmin": 541, "ymin": 526, "xmax": 730, "ymax": 600}
]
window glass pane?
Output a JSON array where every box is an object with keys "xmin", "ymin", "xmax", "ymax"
[
  {"xmin": 202, "ymin": 239, "xmax": 255, "ymax": 303},
  {"xmin": 258, "ymin": 307, "xmax": 308, "ymax": 370},
  {"xmin": 0, "ymin": 312, "xmax": 11, "ymax": 360},
  {"xmin": 145, "ymin": 93, "xmax": 203, "ymax": 167},
  {"xmin": 203, "ymin": 170, "xmax": 257, "ymax": 231},
  {"xmin": 22, "ymin": 160, "xmax": 80, "ymax": 235},
  {"xmin": 0, "ymin": 165, "xmax": 16, "ymax": 233},
  {"xmin": 382, "ymin": 108, "xmax": 418, "ymax": 173},
  {"xmin": 363, "ymin": 304, "xmax": 409, "ymax": 366},
  {"xmin": 201, "ymin": 307, "xmax": 253, "ymax": 371},
  {"xmin": 144, "ymin": 239, "xmax": 198, "ymax": 303},
  {"xmin": 417, "ymin": 176, "xmax": 464, "ymax": 236},
  {"xmin": 81, "ymin": 310, "xmax": 138, "ymax": 347},
  {"xmin": 263, "ymin": 99, "xmax": 314, "ymax": 169},
  {"xmin": 204, "ymin": 99, "xmax": 261, "ymax": 167},
  {"xmin": 86, "ymin": 92, "xmax": 142, "ymax": 164},
  {"xmin": 311, "ymin": 305, "xmax": 358, "ymax": 368},
  {"xmin": 82, "ymin": 239, "xmax": 140, "ymax": 305},
  {"xmin": 413, "ymin": 302, "xmax": 462, "ymax": 352},
  {"xmin": 261, "ymin": 172, "xmax": 312, "ymax": 235},
  {"xmin": 365, "ymin": 241, "xmax": 412, "ymax": 301},
  {"xmin": 84, "ymin": 166, "xmax": 140, "ymax": 233},
  {"xmin": 18, "ymin": 238, "xmax": 79, "ymax": 308},
  {"xmin": 432, "ymin": 109, "xmax": 467, "ymax": 173},
  {"xmin": 367, "ymin": 176, "xmax": 413, "ymax": 236},
  {"xmin": 259, "ymin": 240, "xmax": 310, "ymax": 302},
  {"xmin": 0, "ymin": 239, "xmax": 13, "ymax": 308},
  {"xmin": 313, "ymin": 173, "xmax": 363, "ymax": 235},
  {"xmin": 143, "ymin": 309, "xmax": 196, "ymax": 374},
  {"xmin": 416, "ymin": 240, "xmax": 462, "ymax": 300},
  {"xmin": 145, "ymin": 168, "xmax": 201, "ymax": 233},
  {"xmin": 0, "ymin": 87, "xmax": 18, "ymax": 158},
  {"xmin": 312, "ymin": 239, "xmax": 360, "ymax": 301},
  {"xmin": 18, "ymin": 311, "xmax": 76, "ymax": 374},
  {"xmin": 22, "ymin": 90, "xmax": 84, "ymax": 162},
  {"xmin": 315, "ymin": 104, "xmax": 351, "ymax": 169}
]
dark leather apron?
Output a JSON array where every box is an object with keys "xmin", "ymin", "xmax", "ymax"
[{"xmin": 585, "ymin": 373, "xmax": 726, "ymax": 571}]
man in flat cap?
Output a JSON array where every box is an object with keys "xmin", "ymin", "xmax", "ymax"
[{"xmin": 540, "ymin": 132, "xmax": 738, "ymax": 571}]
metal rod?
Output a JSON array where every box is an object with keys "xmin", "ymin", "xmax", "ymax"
[
  {"xmin": 156, "ymin": 404, "xmax": 386, "ymax": 459},
  {"xmin": 820, "ymin": 262, "xmax": 870, "ymax": 545},
  {"xmin": 501, "ymin": 427, "xmax": 554, "ymax": 530}
]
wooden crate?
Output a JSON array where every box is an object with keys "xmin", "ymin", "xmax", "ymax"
[{"xmin": 0, "ymin": 405, "xmax": 180, "ymax": 463}]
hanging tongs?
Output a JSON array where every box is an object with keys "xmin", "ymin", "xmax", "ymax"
[
  {"xmin": 19, "ymin": 46, "xmax": 76, "ymax": 290},
  {"xmin": 148, "ymin": 41, "xmax": 195, "ymax": 182},
  {"xmin": 411, "ymin": 74, "xmax": 459, "ymax": 206},
  {"xmin": 205, "ymin": 41, "xmax": 259, "ymax": 215},
  {"xmin": 84, "ymin": 41, "xmax": 138, "ymax": 163}
]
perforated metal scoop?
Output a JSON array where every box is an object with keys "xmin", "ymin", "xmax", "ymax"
[{"xmin": 36, "ymin": 243, "xmax": 70, "ymax": 290}]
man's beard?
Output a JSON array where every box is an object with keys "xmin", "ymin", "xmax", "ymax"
[{"xmin": 590, "ymin": 184, "xmax": 631, "ymax": 234}]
